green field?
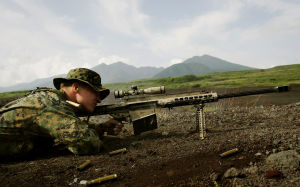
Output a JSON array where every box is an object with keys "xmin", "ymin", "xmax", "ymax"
[
  {"xmin": 104, "ymin": 64, "xmax": 300, "ymax": 90},
  {"xmin": 1, "ymin": 64, "xmax": 300, "ymax": 99},
  {"xmin": 0, "ymin": 90, "xmax": 29, "ymax": 99}
]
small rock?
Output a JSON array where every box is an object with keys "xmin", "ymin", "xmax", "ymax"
[
  {"xmin": 273, "ymin": 140, "xmax": 281, "ymax": 146},
  {"xmin": 266, "ymin": 150, "xmax": 270, "ymax": 155},
  {"xmin": 162, "ymin": 131, "xmax": 169, "ymax": 136},
  {"xmin": 224, "ymin": 167, "xmax": 240, "ymax": 178},
  {"xmin": 95, "ymin": 168, "xmax": 104, "ymax": 172},
  {"xmin": 293, "ymin": 135, "xmax": 297, "ymax": 139},
  {"xmin": 295, "ymin": 102, "xmax": 300, "ymax": 106},
  {"xmin": 244, "ymin": 166, "xmax": 258, "ymax": 175},
  {"xmin": 278, "ymin": 146, "xmax": 285, "ymax": 151},
  {"xmin": 209, "ymin": 172, "xmax": 219, "ymax": 181},
  {"xmin": 255, "ymin": 152, "xmax": 262, "ymax": 157},
  {"xmin": 263, "ymin": 146, "xmax": 267, "ymax": 150},
  {"xmin": 266, "ymin": 150, "xmax": 300, "ymax": 174},
  {"xmin": 265, "ymin": 170, "xmax": 284, "ymax": 179},
  {"xmin": 272, "ymin": 149, "xmax": 277, "ymax": 153},
  {"xmin": 288, "ymin": 116, "xmax": 296, "ymax": 121},
  {"xmin": 73, "ymin": 178, "xmax": 79, "ymax": 183},
  {"xmin": 290, "ymin": 177, "xmax": 300, "ymax": 183},
  {"xmin": 80, "ymin": 180, "xmax": 88, "ymax": 185}
]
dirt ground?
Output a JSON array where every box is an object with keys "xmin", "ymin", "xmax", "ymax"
[{"xmin": 1, "ymin": 85, "xmax": 300, "ymax": 187}]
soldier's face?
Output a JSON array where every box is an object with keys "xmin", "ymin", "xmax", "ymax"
[{"xmin": 76, "ymin": 85, "xmax": 101, "ymax": 113}]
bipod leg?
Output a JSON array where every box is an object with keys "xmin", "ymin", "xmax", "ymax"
[
  {"xmin": 195, "ymin": 105, "xmax": 200, "ymax": 133},
  {"xmin": 194, "ymin": 103, "xmax": 206, "ymax": 139}
]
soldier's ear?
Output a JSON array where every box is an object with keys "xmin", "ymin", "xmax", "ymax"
[{"xmin": 72, "ymin": 83, "xmax": 80, "ymax": 93}]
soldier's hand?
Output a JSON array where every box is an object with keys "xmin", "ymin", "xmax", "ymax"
[{"xmin": 101, "ymin": 119, "xmax": 124, "ymax": 135}]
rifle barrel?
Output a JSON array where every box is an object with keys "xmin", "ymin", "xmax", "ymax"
[
  {"xmin": 218, "ymin": 86, "xmax": 289, "ymax": 99},
  {"xmin": 85, "ymin": 86, "xmax": 289, "ymax": 117}
]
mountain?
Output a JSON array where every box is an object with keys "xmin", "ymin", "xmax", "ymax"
[
  {"xmin": 0, "ymin": 62, "xmax": 164, "ymax": 93},
  {"xmin": 153, "ymin": 55, "xmax": 255, "ymax": 78},
  {"xmin": 92, "ymin": 62, "xmax": 164, "ymax": 83},
  {"xmin": 0, "ymin": 55, "xmax": 255, "ymax": 93},
  {"xmin": 0, "ymin": 75, "xmax": 63, "ymax": 93}
]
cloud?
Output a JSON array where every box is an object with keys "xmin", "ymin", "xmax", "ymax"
[
  {"xmin": 240, "ymin": 0, "xmax": 300, "ymax": 39},
  {"xmin": 168, "ymin": 58, "xmax": 184, "ymax": 66},
  {"xmin": 95, "ymin": 0, "xmax": 149, "ymax": 37},
  {"xmin": 145, "ymin": 1, "xmax": 243, "ymax": 62},
  {"xmin": 226, "ymin": 0, "xmax": 300, "ymax": 66},
  {"xmin": 0, "ymin": 1, "xmax": 99, "ymax": 87},
  {"xmin": 0, "ymin": 0, "xmax": 151, "ymax": 87},
  {"xmin": 143, "ymin": 0, "xmax": 300, "ymax": 68},
  {"xmin": 0, "ymin": 0, "xmax": 299, "ymax": 88},
  {"xmin": 98, "ymin": 55, "xmax": 130, "ymax": 65}
]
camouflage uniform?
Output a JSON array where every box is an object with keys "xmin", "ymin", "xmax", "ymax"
[{"xmin": 0, "ymin": 68, "xmax": 110, "ymax": 156}]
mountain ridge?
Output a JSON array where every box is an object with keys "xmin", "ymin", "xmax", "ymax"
[
  {"xmin": 0, "ymin": 55, "xmax": 255, "ymax": 92},
  {"xmin": 0, "ymin": 62, "xmax": 164, "ymax": 92},
  {"xmin": 92, "ymin": 62, "xmax": 164, "ymax": 83},
  {"xmin": 154, "ymin": 55, "xmax": 255, "ymax": 78}
]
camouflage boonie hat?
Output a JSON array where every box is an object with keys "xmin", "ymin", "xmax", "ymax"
[{"xmin": 53, "ymin": 68, "xmax": 110, "ymax": 100}]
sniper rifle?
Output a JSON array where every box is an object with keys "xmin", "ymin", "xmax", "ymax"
[{"xmin": 83, "ymin": 85, "xmax": 289, "ymax": 138}]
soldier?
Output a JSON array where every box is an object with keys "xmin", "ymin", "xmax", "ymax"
[{"xmin": 0, "ymin": 68, "xmax": 123, "ymax": 156}]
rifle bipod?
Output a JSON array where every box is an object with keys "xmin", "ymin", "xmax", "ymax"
[{"xmin": 194, "ymin": 103, "xmax": 206, "ymax": 139}]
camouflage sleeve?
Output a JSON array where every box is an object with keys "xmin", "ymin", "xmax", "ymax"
[{"xmin": 36, "ymin": 105, "xmax": 103, "ymax": 155}]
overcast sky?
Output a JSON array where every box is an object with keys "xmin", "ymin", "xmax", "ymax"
[{"xmin": 1, "ymin": 0, "xmax": 299, "ymax": 87}]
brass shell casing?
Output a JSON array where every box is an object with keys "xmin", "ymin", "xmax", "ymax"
[
  {"xmin": 109, "ymin": 148, "xmax": 127, "ymax": 156},
  {"xmin": 219, "ymin": 148, "xmax": 239, "ymax": 157},
  {"xmin": 87, "ymin": 174, "xmax": 118, "ymax": 185},
  {"xmin": 77, "ymin": 160, "xmax": 91, "ymax": 171}
]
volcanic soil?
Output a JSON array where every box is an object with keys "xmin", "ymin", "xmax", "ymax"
[{"xmin": 1, "ymin": 85, "xmax": 300, "ymax": 187}]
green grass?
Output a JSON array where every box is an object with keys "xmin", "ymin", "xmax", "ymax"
[
  {"xmin": 104, "ymin": 64, "xmax": 300, "ymax": 90},
  {"xmin": 1, "ymin": 64, "xmax": 300, "ymax": 99},
  {"xmin": 0, "ymin": 90, "xmax": 29, "ymax": 98}
]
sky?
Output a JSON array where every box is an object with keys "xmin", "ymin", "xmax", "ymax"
[{"xmin": 0, "ymin": 0, "xmax": 300, "ymax": 87}]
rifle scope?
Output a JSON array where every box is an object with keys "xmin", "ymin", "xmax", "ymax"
[{"xmin": 114, "ymin": 86, "xmax": 165, "ymax": 98}]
